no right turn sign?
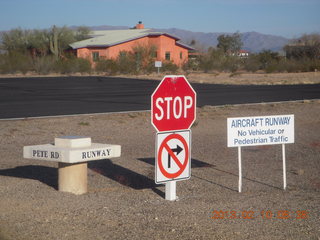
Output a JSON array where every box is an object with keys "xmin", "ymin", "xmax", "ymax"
[{"xmin": 155, "ymin": 130, "xmax": 191, "ymax": 184}]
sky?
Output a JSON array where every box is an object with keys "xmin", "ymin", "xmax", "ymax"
[{"xmin": 1, "ymin": 0, "xmax": 319, "ymax": 39}]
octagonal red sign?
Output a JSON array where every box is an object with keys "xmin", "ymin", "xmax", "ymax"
[{"xmin": 151, "ymin": 75, "xmax": 197, "ymax": 132}]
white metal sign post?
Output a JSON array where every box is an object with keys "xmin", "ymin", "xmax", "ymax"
[
  {"xmin": 156, "ymin": 130, "xmax": 191, "ymax": 200},
  {"xmin": 227, "ymin": 114, "xmax": 294, "ymax": 192}
]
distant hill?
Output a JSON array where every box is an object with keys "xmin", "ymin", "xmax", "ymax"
[
  {"xmin": 88, "ymin": 25, "xmax": 290, "ymax": 53},
  {"xmin": 0, "ymin": 25, "xmax": 290, "ymax": 53}
]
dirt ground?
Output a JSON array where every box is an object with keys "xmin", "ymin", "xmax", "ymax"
[{"xmin": 0, "ymin": 100, "xmax": 319, "ymax": 240}]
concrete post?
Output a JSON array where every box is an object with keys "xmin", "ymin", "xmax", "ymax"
[
  {"xmin": 23, "ymin": 136, "xmax": 121, "ymax": 195},
  {"xmin": 58, "ymin": 162, "xmax": 88, "ymax": 195},
  {"xmin": 56, "ymin": 136, "xmax": 91, "ymax": 195}
]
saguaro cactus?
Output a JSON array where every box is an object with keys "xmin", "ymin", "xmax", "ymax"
[{"xmin": 49, "ymin": 25, "xmax": 59, "ymax": 59}]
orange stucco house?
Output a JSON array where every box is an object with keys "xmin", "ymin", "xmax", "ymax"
[{"xmin": 69, "ymin": 22, "xmax": 194, "ymax": 66}]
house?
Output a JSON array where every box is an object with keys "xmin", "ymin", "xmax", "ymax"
[
  {"xmin": 237, "ymin": 50, "xmax": 250, "ymax": 58},
  {"xmin": 69, "ymin": 22, "xmax": 194, "ymax": 66}
]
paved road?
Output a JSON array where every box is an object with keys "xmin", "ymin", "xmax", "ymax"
[{"xmin": 0, "ymin": 76, "xmax": 319, "ymax": 119}]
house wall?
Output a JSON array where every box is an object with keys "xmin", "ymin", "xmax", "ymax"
[{"xmin": 76, "ymin": 35, "xmax": 189, "ymax": 66}]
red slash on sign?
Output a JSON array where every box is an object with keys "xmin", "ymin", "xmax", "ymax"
[{"xmin": 157, "ymin": 133, "xmax": 189, "ymax": 179}]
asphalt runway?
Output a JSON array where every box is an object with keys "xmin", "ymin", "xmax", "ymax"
[{"xmin": 0, "ymin": 76, "xmax": 319, "ymax": 119}]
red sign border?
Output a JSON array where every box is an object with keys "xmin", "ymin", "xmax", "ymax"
[{"xmin": 151, "ymin": 75, "xmax": 197, "ymax": 132}]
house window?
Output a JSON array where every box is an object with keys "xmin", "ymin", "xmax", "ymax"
[
  {"xmin": 92, "ymin": 52, "xmax": 99, "ymax": 62},
  {"xmin": 180, "ymin": 52, "xmax": 183, "ymax": 59},
  {"xmin": 151, "ymin": 51, "xmax": 157, "ymax": 58},
  {"xmin": 119, "ymin": 51, "xmax": 127, "ymax": 58},
  {"xmin": 165, "ymin": 51, "xmax": 171, "ymax": 61}
]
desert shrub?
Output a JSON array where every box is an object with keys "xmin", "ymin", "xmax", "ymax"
[
  {"xmin": 117, "ymin": 51, "xmax": 136, "ymax": 74},
  {"xmin": 162, "ymin": 61, "xmax": 179, "ymax": 74},
  {"xmin": 182, "ymin": 59, "xmax": 200, "ymax": 72},
  {"xmin": 221, "ymin": 56, "xmax": 241, "ymax": 72},
  {"xmin": 243, "ymin": 55, "xmax": 260, "ymax": 72},
  {"xmin": 32, "ymin": 56, "xmax": 56, "ymax": 74},
  {"xmin": 198, "ymin": 48, "xmax": 225, "ymax": 72},
  {"xmin": 95, "ymin": 59, "xmax": 118, "ymax": 75},
  {"xmin": 265, "ymin": 58, "xmax": 320, "ymax": 73},
  {"xmin": 132, "ymin": 44, "xmax": 157, "ymax": 74},
  {"xmin": 55, "ymin": 57, "xmax": 91, "ymax": 74},
  {"xmin": 0, "ymin": 52, "xmax": 33, "ymax": 74}
]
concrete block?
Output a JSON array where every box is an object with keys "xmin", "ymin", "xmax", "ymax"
[{"xmin": 55, "ymin": 136, "xmax": 91, "ymax": 148}]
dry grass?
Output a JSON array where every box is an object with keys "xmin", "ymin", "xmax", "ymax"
[{"xmin": 128, "ymin": 71, "xmax": 320, "ymax": 85}]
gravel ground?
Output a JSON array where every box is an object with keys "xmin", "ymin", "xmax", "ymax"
[{"xmin": 0, "ymin": 100, "xmax": 319, "ymax": 240}]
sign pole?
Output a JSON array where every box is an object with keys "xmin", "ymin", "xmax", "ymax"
[
  {"xmin": 282, "ymin": 144, "xmax": 287, "ymax": 190},
  {"xmin": 238, "ymin": 146, "xmax": 242, "ymax": 193},
  {"xmin": 165, "ymin": 181, "xmax": 177, "ymax": 201}
]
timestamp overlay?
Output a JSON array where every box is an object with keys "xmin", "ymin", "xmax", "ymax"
[{"xmin": 211, "ymin": 210, "xmax": 310, "ymax": 220}]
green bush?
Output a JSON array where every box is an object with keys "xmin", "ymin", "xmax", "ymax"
[
  {"xmin": 95, "ymin": 59, "xmax": 118, "ymax": 75},
  {"xmin": 55, "ymin": 57, "xmax": 91, "ymax": 74},
  {"xmin": 243, "ymin": 55, "xmax": 260, "ymax": 72},
  {"xmin": 117, "ymin": 51, "xmax": 136, "ymax": 74},
  {"xmin": 221, "ymin": 56, "xmax": 241, "ymax": 72},
  {"xmin": 162, "ymin": 61, "xmax": 179, "ymax": 74}
]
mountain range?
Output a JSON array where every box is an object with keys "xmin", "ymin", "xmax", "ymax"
[{"xmin": 88, "ymin": 25, "xmax": 290, "ymax": 53}]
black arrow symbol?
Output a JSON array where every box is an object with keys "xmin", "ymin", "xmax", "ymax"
[{"xmin": 168, "ymin": 145, "xmax": 183, "ymax": 168}]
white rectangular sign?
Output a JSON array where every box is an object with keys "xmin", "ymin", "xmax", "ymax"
[
  {"xmin": 227, "ymin": 114, "xmax": 294, "ymax": 147},
  {"xmin": 23, "ymin": 143, "xmax": 121, "ymax": 163},
  {"xmin": 155, "ymin": 61, "xmax": 162, "ymax": 68},
  {"xmin": 155, "ymin": 130, "xmax": 191, "ymax": 184}
]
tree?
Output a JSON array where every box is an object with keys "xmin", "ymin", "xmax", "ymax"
[
  {"xmin": 284, "ymin": 34, "xmax": 320, "ymax": 60},
  {"xmin": 75, "ymin": 26, "xmax": 91, "ymax": 41},
  {"xmin": 27, "ymin": 29, "xmax": 50, "ymax": 56},
  {"xmin": 132, "ymin": 44, "xmax": 157, "ymax": 73},
  {"xmin": 1, "ymin": 26, "xmax": 91, "ymax": 59},
  {"xmin": 0, "ymin": 28, "xmax": 29, "ymax": 53},
  {"xmin": 217, "ymin": 32, "xmax": 243, "ymax": 54}
]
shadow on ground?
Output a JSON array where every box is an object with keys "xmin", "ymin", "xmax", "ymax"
[
  {"xmin": 0, "ymin": 165, "xmax": 57, "ymax": 189},
  {"xmin": 88, "ymin": 160, "xmax": 164, "ymax": 197},
  {"xmin": 137, "ymin": 157, "xmax": 215, "ymax": 168}
]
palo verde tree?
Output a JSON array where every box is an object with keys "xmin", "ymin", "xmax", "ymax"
[
  {"xmin": 217, "ymin": 32, "xmax": 243, "ymax": 55},
  {"xmin": 0, "ymin": 26, "xmax": 91, "ymax": 59}
]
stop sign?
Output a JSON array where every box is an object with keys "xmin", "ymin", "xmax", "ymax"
[{"xmin": 151, "ymin": 75, "xmax": 197, "ymax": 132}]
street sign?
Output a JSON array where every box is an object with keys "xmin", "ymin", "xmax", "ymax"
[
  {"xmin": 151, "ymin": 75, "xmax": 196, "ymax": 132},
  {"xmin": 155, "ymin": 61, "xmax": 162, "ymax": 68},
  {"xmin": 155, "ymin": 130, "xmax": 191, "ymax": 184},
  {"xmin": 227, "ymin": 115, "xmax": 294, "ymax": 147},
  {"xmin": 227, "ymin": 114, "xmax": 295, "ymax": 192}
]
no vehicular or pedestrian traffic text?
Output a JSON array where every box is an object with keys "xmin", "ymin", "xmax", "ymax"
[{"xmin": 227, "ymin": 114, "xmax": 294, "ymax": 147}]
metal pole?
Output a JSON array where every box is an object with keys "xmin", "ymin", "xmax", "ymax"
[
  {"xmin": 238, "ymin": 146, "xmax": 242, "ymax": 193},
  {"xmin": 282, "ymin": 144, "xmax": 287, "ymax": 190},
  {"xmin": 165, "ymin": 181, "xmax": 177, "ymax": 201}
]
